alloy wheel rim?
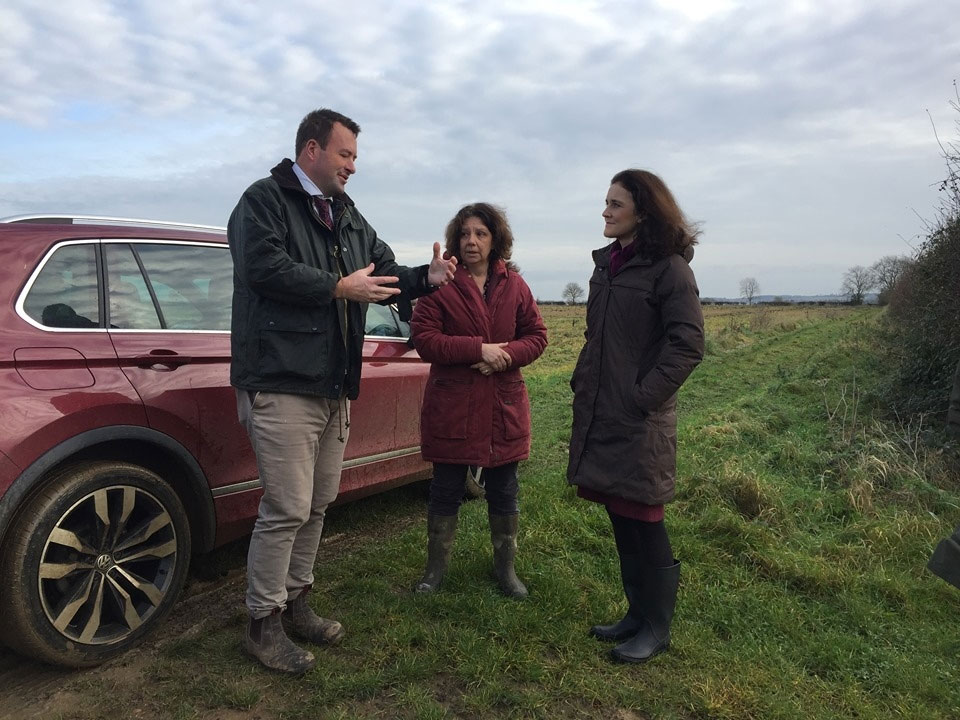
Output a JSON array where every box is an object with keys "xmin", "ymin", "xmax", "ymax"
[{"xmin": 38, "ymin": 483, "xmax": 179, "ymax": 645}]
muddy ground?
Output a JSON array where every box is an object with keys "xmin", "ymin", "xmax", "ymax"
[
  {"xmin": 0, "ymin": 546, "xmax": 249, "ymax": 720},
  {"xmin": 0, "ymin": 488, "xmax": 428, "ymax": 720}
]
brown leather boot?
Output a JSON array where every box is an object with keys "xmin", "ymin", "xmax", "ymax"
[
  {"xmin": 245, "ymin": 612, "xmax": 315, "ymax": 675},
  {"xmin": 282, "ymin": 589, "xmax": 345, "ymax": 646}
]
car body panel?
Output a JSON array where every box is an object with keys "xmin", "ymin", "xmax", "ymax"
[
  {"xmin": 0, "ymin": 328, "xmax": 147, "ymax": 488},
  {"xmin": 0, "ymin": 221, "xmax": 431, "ymax": 551}
]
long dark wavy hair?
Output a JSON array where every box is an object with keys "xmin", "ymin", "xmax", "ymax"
[
  {"xmin": 610, "ymin": 169, "xmax": 700, "ymax": 261},
  {"xmin": 444, "ymin": 203, "xmax": 519, "ymax": 272}
]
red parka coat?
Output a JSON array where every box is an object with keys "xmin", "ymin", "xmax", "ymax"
[{"xmin": 410, "ymin": 260, "xmax": 547, "ymax": 467}]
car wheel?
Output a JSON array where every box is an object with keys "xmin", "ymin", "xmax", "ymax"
[{"xmin": 0, "ymin": 461, "xmax": 191, "ymax": 667}]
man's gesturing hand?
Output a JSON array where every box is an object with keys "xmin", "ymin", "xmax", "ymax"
[
  {"xmin": 427, "ymin": 241, "xmax": 457, "ymax": 287},
  {"xmin": 335, "ymin": 264, "xmax": 401, "ymax": 302}
]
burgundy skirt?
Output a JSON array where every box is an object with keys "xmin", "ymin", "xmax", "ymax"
[{"xmin": 577, "ymin": 486, "xmax": 665, "ymax": 522}]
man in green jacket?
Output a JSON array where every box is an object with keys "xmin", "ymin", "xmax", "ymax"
[{"xmin": 228, "ymin": 108, "xmax": 456, "ymax": 674}]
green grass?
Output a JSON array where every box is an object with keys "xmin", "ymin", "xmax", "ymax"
[{"xmin": 45, "ymin": 305, "xmax": 960, "ymax": 719}]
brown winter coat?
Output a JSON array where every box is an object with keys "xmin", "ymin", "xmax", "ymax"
[
  {"xmin": 411, "ymin": 261, "xmax": 547, "ymax": 467},
  {"xmin": 567, "ymin": 245, "xmax": 704, "ymax": 504}
]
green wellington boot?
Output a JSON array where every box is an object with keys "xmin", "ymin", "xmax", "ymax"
[{"xmin": 415, "ymin": 513, "xmax": 458, "ymax": 593}]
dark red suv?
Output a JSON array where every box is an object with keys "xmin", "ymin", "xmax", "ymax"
[{"xmin": 0, "ymin": 215, "xmax": 430, "ymax": 667}]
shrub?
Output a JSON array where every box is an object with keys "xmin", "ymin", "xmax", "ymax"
[{"xmin": 884, "ymin": 93, "xmax": 960, "ymax": 416}]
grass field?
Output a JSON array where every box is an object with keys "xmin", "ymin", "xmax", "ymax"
[{"xmin": 27, "ymin": 305, "xmax": 960, "ymax": 719}]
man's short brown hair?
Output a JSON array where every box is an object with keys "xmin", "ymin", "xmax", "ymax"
[{"xmin": 295, "ymin": 109, "xmax": 360, "ymax": 157}]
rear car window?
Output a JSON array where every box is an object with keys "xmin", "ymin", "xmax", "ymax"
[{"xmin": 22, "ymin": 243, "xmax": 100, "ymax": 328}]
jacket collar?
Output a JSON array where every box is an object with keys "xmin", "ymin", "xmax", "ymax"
[
  {"xmin": 593, "ymin": 240, "xmax": 652, "ymax": 269},
  {"xmin": 451, "ymin": 258, "xmax": 508, "ymax": 299},
  {"xmin": 270, "ymin": 158, "xmax": 356, "ymax": 207},
  {"xmin": 592, "ymin": 240, "xmax": 696, "ymax": 269},
  {"xmin": 454, "ymin": 258, "xmax": 507, "ymax": 281}
]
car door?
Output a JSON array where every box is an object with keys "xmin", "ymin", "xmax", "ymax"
[
  {"xmin": 102, "ymin": 240, "xmax": 258, "ymax": 508},
  {"xmin": 5, "ymin": 240, "xmax": 146, "ymax": 471},
  {"xmin": 338, "ymin": 302, "xmax": 431, "ymax": 500}
]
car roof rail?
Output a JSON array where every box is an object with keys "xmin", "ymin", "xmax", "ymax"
[{"xmin": 0, "ymin": 214, "xmax": 226, "ymax": 232}]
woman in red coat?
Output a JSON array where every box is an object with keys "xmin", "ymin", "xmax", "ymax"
[{"xmin": 410, "ymin": 203, "xmax": 547, "ymax": 597}]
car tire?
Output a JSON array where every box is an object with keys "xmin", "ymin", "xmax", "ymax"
[{"xmin": 0, "ymin": 461, "xmax": 191, "ymax": 667}]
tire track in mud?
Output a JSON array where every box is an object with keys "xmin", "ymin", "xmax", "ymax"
[{"xmin": 0, "ymin": 567, "xmax": 247, "ymax": 719}]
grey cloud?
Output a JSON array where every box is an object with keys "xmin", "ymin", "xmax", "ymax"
[{"xmin": 0, "ymin": 0, "xmax": 957, "ymax": 299}]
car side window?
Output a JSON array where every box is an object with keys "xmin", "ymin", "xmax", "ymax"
[
  {"xmin": 105, "ymin": 244, "xmax": 162, "ymax": 330},
  {"xmin": 134, "ymin": 244, "xmax": 232, "ymax": 331},
  {"xmin": 364, "ymin": 303, "xmax": 410, "ymax": 338},
  {"xmin": 104, "ymin": 243, "xmax": 233, "ymax": 331},
  {"xmin": 22, "ymin": 243, "xmax": 101, "ymax": 328}
]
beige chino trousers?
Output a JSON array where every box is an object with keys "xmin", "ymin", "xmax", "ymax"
[{"xmin": 238, "ymin": 390, "xmax": 349, "ymax": 618}]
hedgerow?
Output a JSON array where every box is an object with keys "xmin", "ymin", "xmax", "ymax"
[{"xmin": 884, "ymin": 90, "xmax": 960, "ymax": 418}]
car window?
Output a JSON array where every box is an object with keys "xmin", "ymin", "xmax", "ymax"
[
  {"xmin": 365, "ymin": 303, "xmax": 410, "ymax": 338},
  {"xmin": 105, "ymin": 244, "xmax": 162, "ymax": 329},
  {"xmin": 103, "ymin": 243, "xmax": 232, "ymax": 331},
  {"xmin": 134, "ymin": 243, "xmax": 233, "ymax": 331},
  {"xmin": 22, "ymin": 243, "xmax": 101, "ymax": 328}
]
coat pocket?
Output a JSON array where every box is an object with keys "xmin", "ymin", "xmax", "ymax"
[
  {"xmin": 425, "ymin": 377, "xmax": 473, "ymax": 440},
  {"xmin": 498, "ymin": 380, "xmax": 530, "ymax": 440},
  {"xmin": 619, "ymin": 364, "xmax": 648, "ymax": 422},
  {"xmin": 258, "ymin": 321, "xmax": 329, "ymax": 381}
]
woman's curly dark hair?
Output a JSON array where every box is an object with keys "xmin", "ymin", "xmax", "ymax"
[
  {"xmin": 611, "ymin": 169, "xmax": 700, "ymax": 261},
  {"xmin": 444, "ymin": 203, "xmax": 519, "ymax": 272}
]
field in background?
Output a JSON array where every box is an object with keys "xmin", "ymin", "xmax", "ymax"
[
  {"xmin": 9, "ymin": 304, "xmax": 959, "ymax": 720},
  {"xmin": 536, "ymin": 304, "xmax": 867, "ymax": 374}
]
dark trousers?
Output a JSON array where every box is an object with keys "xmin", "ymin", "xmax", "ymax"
[
  {"xmin": 608, "ymin": 508, "xmax": 673, "ymax": 568},
  {"xmin": 429, "ymin": 462, "xmax": 520, "ymax": 516}
]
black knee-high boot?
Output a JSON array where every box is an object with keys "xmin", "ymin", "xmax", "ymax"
[
  {"xmin": 590, "ymin": 510, "xmax": 649, "ymax": 641},
  {"xmin": 589, "ymin": 547, "xmax": 644, "ymax": 641},
  {"xmin": 610, "ymin": 560, "xmax": 680, "ymax": 663}
]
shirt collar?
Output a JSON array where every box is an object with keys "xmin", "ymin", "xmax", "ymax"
[{"xmin": 291, "ymin": 162, "xmax": 327, "ymax": 198}]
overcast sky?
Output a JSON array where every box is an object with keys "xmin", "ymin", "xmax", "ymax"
[{"xmin": 1, "ymin": 0, "xmax": 957, "ymax": 300}]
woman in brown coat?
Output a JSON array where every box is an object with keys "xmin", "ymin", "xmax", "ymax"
[
  {"xmin": 568, "ymin": 169, "xmax": 704, "ymax": 663},
  {"xmin": 411, "ymin": 203, "xmax": 547, "ymax": 597}
]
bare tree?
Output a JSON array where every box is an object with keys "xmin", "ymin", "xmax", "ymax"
[
  {"xmin": 562, "ymin": 282, "xmax": 585, "ymax": 305},
  {"xmin": 870, "ymin": 255, "xmax": 912, "ymax": 305},
  {"xmin": 739, "ymin": 277, "xmax": 760, "ymax": 305},
  {"xmin": 841, "ymin": 265, "xmax": 875, "ymax": 305}
]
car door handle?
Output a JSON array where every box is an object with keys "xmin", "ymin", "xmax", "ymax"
[{"xmin": 135, "ymin": 351, "xmax": 192, "ymax": 370}]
